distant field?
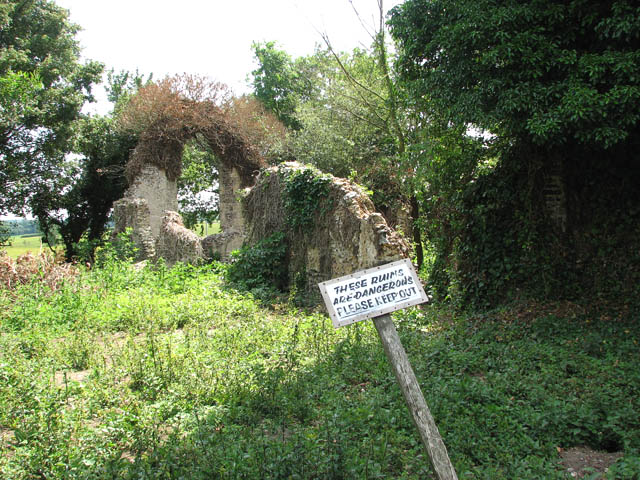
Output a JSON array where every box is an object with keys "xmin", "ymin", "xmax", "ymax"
[
  {"xmin": 192, "ymin": 221, "xmax": 221, "ymax": 236},
  {"xmin": 3, "ymin": 222, "xmax": 221, "ymax": 258},
  {"xmin": 3, "ymin": 235, "xmax": 45, "ymax": 258}
]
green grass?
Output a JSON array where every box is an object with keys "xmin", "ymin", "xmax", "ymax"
[
  {"xmin": 191, "ymin": 221, "xmax": 221, "ymax": 237},
  {"xmin": 0, "ymin": 261, "xmax": 639, "ymax": 479},
  {"xmin": 3, "ymin": 235, "xmax": 46, "ymax": 258}
]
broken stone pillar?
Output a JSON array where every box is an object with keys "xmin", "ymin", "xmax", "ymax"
[
  {"xmin": 112, "ymin": 164, "xmax": 179, "ymax": 260},
  {"xmin": 155, "ymin": 211, "xmax": 204, "ymax": 265},
  {"xmin": 201, "ymin": 162, "xmax": 246, "ymax": 260},
  {"xmin": 112, "ymin": 197, "xmax": 156, "ymax": 260},
  {"xmin": 125, "ymin": 164, "xmax": 179, "ymax": 239}
]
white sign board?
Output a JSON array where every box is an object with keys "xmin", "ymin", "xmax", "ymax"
[{"xmin": 318, "ymin": 258, "xmax": 429, "ymax": 328}]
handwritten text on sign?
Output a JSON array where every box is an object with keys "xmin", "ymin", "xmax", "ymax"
[{"xmin": 318, "ymin": 258, "xmax": 429, "ymax": 328}]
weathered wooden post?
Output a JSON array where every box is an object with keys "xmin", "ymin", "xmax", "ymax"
[
  {"xmin": 373, "ymin": 313, "xmax": 458, "ymax": 480},
  {"xmin": 319, "ymin": 259, "xmax": 458, "ymax": 480}
]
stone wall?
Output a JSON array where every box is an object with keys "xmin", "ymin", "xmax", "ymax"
[
  {"xmin": 201, "ymin": 231, "xmax": 243, "ymax": 261},
  {"xmin": 126, "ymin": 164, "xmax": 179, "ymax": 239},
  {"xmin": 205, "ymin": 163, "xmax": 246, "ymax": 259},
  {"xmin": 155, "ymin": 211, "xmax": 203, "ymax": 265},
  {"xmin": 113, "ymin": 162, "xmax": 246, "ymax": 263},
  {"xmin": 242, "ymin": 162, "xmax": 410, "ymax": 293},
  {"xmin": 112, "ymin": 197, "xmax": 156, "ymax": 260},
  {"xmin": 113, "ymin": 159, "xmax": 411, "ymax": 295}
]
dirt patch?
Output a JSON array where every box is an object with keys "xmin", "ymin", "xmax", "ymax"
[
  {"xmin": 559, "ymin": 446, "xmax": 623, "ymax": 478},
  {"xmin": 54, "ymin": 369, "xmax": 91, "ymax": 387},
  {"xmin": 1, "ymin": 427, "xmax": 16, "ymax": 459}
]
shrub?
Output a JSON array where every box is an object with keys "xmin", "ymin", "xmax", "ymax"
[
  {"xmin": 93, "ymin": 228, "xmax": 139, "ymax": 267},
  {"xmin": 0, "ymin": 250, "xmax": 78, "ymax": 293},
  {"xmin": 226, "ymin": 232, "xmax": 288, "ymax": 296}
]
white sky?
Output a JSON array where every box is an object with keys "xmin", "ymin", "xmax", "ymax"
[
  {"xmin": 56, "ymin": 0, "xmax": 403, "ymax": 114},
  {"xmin": 2, "ymin": 0, "xmax": 403, "ymax": 220}
]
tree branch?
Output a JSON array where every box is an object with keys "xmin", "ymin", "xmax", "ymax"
[{"xmin": 320, "ymin": 32, "xmax": 387, "ymax": 104}]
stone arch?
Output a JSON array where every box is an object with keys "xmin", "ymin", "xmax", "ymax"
[
  {"xmin": 111, "ymin": 75, "xmax": 410, "ymax": 295},
  {"xmin": 112, "ymin": 76, "xmax": 284, "ymax": 262}
]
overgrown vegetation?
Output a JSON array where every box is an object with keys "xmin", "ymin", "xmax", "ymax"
[
  {"xmin": 388, "ymin": 0, "xmax": 640, "ymax": 308},
  {"xmin": 2, "ymin": 2, "xmax": 639, "ymax": 475},
  {"xmin": 226, "ymin": 231, "xmax": 288, "ymax": 298},
  {"xmin": 117, "ymin": 75, "xmax": 284, "ymax": 185},
  {"xmin": 280, "ymin": 166, "xmax": 332, "ymax": 230},
  {"xmin": 1, "ymin": 257, "xmax": 639, "ymax": 479}
]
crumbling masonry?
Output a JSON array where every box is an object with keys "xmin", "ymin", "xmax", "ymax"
[
  {"xmin": 113, "ymin": 81, "xmax": 409, "ymax": 291},
  {"xmin": 113, "ymin": 159, "xmax": 409, "ymax": 291}
]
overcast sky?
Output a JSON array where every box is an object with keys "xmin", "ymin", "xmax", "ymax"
[
  {"xmin": 56, "ymin": 0, "xmax": 403, "ymax": 113},
  {"xmin": 2, "ymin": 1, "xmax": 403, "ymax": 220}
]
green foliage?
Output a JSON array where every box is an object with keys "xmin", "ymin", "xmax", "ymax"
[
  {"xmin": 288, "ymin": 48, "xmax": 393, "ymax": 175},
  {"xmin": 390, "ymin": 0, "xmax": 640, "ymax": 148},
  {"xmin": 177, "ymin": 140, "xmax": 219, "ymax": 229},
  {"xmin": 32, "ymin": 71, "xmax": 145, "ymax": 261},
  {"xmin": 1, "ymin": 263, "xmax": 639, "ymax": 479},
  {"xmin": 0, "ymin": 70, "xmax": 42, "ymax": 153},
  {"xmin": 91, "ymin": 228, "xmax": 139, "ymax": 266},
  {"xmin": 251, "ymin": 39, "xmax": 419, "ymax": 230},
  {"xmin": 285, "ymin": 47, "xmax": 414, "ymax": 224},
  {"xmin": 0, "ymin": 221, "xmax": 10, "ymax": 247},
  {"xmin": 105, "ymin": 68, "xmax": 152, "ymax": 112},
  {"xmin": 390, "ymin": 0, "xmax": 640, "ymax": 306},
  {"xmin": 226, "ymin": 232, "xmax": 288, "ymax": 296},
  {"xmin": 607, "ymin": 456, "xmax": 640, "ymax": 480},
  {"xmin": 0, "ymin": 0, "xmax": 103, "ymax": 215},
  {"xmin": 280, "ymin": 166, "xmax": 332, "ymax": 230},
  {"xmin": 2, "ymin": 218, "xmax": 39, "ymax": 237},
  {"xmin": 251, "ymin": 41, "xmax": 308, "ymax": 130}
]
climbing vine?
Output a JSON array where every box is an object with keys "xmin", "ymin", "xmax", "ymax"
[{"xmin": 280, "ymin": 166, "xmax": 332, "ymax": 230}]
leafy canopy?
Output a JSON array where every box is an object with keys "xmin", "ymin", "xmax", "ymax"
[
  {"xmin": 33, "ymin": 70, "xmax": 145, "ymax": 261},
  {"xmin": 251, "ymin": 41, "xmax": 308, "ymax": 130},
  {"xmin": 389, "ymin": 0, "xmax": 640, "ymax": 148},
  {"xmin": 0, "ymin": 0, "xmax": 102, "ymax": 214}
]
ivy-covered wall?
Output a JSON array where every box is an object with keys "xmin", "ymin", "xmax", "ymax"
[{"xmin": 241, "ymin": 162, "xmax": 410, "ymax": 297}]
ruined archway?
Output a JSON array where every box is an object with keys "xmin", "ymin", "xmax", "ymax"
[
  {"xmin": 112, "ymin": 75, "xmax": 285, "ymax": 262},
  {"xmin": 112, "ymin": 75, "xmax": 410, "ymax": 296}
]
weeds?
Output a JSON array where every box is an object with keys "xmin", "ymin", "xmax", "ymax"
[
  {"xmin": 0, "ymin": 261, "xmax": 639, "ymax": 479},
  {"xmin": 0, "ymin": 251, "xmax": 78, "ymax": 293}
]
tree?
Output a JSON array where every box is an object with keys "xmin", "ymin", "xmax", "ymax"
[
  {"xmin": 389, "ymin": 0, "xmax": 640, "ymax": 148},
  {"xmin": 0, "ymin": 70, "xmax": 42, "ymax": 157},
  {"xmin": 0, "ymin": 220, "xmax": 10, "ymax": 247},
  {"xmin": 251, "ymin": 41, "xmax": 309, "ymax": 130},
  {"xmin": 33, "ymin": 70, "xmax": 146, "ymax": 260},
  {"xmin": 251, "ymin": 2, "xmax": 426, "ymax": 266},
  {"xmin": 289, "ymin": 46, "xmax": 417, "ymax": 233},
  {"xmin": 389, "ymin": 0, "xmax": 640, "ymax": 305},
  {"xmin": 0, "ymin": 0, "xmax": 103, "ymax": 215},
  {"xmin": 291, "ymin": 48, "xmax": 393, "ymax": 175}
]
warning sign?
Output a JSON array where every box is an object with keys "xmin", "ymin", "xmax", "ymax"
[{"xmin": 318, "ymin": 258, "xmax": 428, "ymax": 328}]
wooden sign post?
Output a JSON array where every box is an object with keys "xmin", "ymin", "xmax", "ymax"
[{"xmin": 319, "ymin": 259, "xmax": 458, "ymax": 480}]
